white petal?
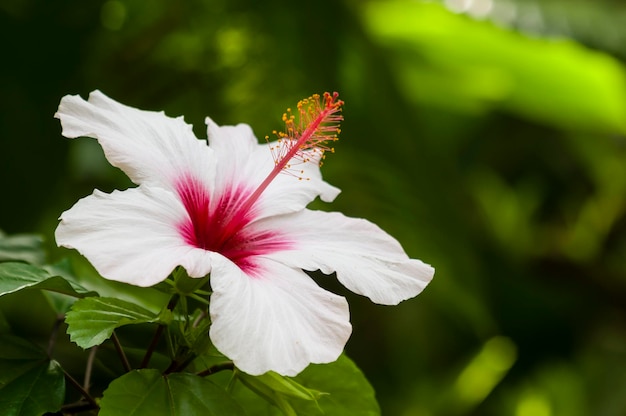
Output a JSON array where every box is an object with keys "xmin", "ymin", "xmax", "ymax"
[
  {"xmin": 55, "ymin": 186, "xmax": 213, "ymax": 286},
  {"xmin": 255, "ymin": 145, "xmax": 341, "ymax": 211},
  {"xmin": 55, "ymin": 90, "xmax": 215, "ymax": 191},
  {"xmin": 205, "ymin": 117, "xmax": 258, "ymax": 160},
  {"xmin": 263, "ymin": 210, "xmax": 435, "ymax": 305},
  {"xmin": 204, "ymin": 117, "xmax": 262, "ymax": 201},
  {"xmin": 208, "ymin": 255, "xmax": 351, "ymax": 376}
]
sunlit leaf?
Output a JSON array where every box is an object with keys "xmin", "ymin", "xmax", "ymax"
[
  {"xmin": 362, "ymin": 1, "xmax": 626, "ymax": 134},
  {"xmin": 65, "ymin": 297, "xmax": 161, "ymax": 348},
  {"xmin": 0, "ymin": 335, "xmax": 65, "ymax": 416},
  {"xmin": 42, "ymin": 259, "xmax": 92, "ymax": 313},
  {"xmin": 98, "ymin": 369, "xmax": 246, "ymax": 415},
  {"xmin": 0, "ymin": 262, "xmax": 97, "ymax": 298}
]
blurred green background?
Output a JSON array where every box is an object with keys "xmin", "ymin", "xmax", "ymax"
[{"xmin": 3, "ymin": 0, "xmax": 626, "ymax": 414}]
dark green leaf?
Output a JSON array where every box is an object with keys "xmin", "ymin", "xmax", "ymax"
[
  {"xmin": 65, "ymin": 297, "xmax": 161, "ymax": 348},
  {"xmin": 292, "ymin": 354, "xmax": 380, "ymax": 415},
  {"xmin": 0, "ymin": 262, "xmax": 97, "ymax": 298},
  {"xmin": 0, "ymin": 335, "xmax": 65, "ymax": 416},
  {"xmin": 42, "ymin": 291, "xmax": 76, "ymax": 315},
  {"xmin": 98, "ymin": 369, "xmax": 246, "ymax": 415},
  {"xmin": 228, "ymin": 354, "xmax": 380, "ymax": 415},
  {"xmin": 42, "ymin": 259, "xmax": 93, "ymax": 313},
  {"xmin": 0, "ymin": 232, "xmax": 45, "ymax": 265},
  {"xmin": 236, "ymin": 372, "xmax": 299, "ymax": 416}
]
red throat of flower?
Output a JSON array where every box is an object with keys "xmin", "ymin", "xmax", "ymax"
[
  {"xmin": 177, "ymin": 92, "xmax": 343, "ymax": 272},
  {"xmin": 239, "ymin": 92, "xmax": 344, "ymax": 213}
]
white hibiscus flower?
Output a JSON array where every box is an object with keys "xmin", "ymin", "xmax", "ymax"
[{"xmin": 54, "ymin": 90, "xmax": 434, "ymax": 376}]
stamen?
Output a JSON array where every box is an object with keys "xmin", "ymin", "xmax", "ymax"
[
  {"xmin": 242, "ymin": 92, "xmax": 344, "ymax": 212},
  {"xmin": 266, "ymin": 92, "xmax": 344, "ymax": 177}
]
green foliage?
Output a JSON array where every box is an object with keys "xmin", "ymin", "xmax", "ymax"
[
  {"xmin": 0, "ymin": 238, "xmax": 381, "ymax": 415},
  {"xmin": 290, "ymin": 355, "xmax": 380, "ymax": 415},
  {"xmin": 65, "ymin": 297, "xmax": 162, "ymax": 349},
  {"xmin": 0, "ymin": 262, "xmax": 96, "ymax": 298},
  {"xmin": 3, "ymin": 0, "xmax": 626, "ymax": 414},
  {"xmin": 229, "ymin": 355, "xmax": 380, "ymax": 415},
  {"xmin": 98, "ymin": 369, "xmax": 246, "ymax": 416},
  {"xmin": 0, "ymin": 335, "xmax": 65, "ymax": 416},
  {"xmin": 235, "ymin": 371, "xmax": 324, "ymax": 415},
  {"xmin": 362, "ymin": 1, "xmax": 626, "ymax": 134}
]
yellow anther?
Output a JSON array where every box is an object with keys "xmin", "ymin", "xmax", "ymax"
[{"xmin": 266, "ymin": 92, "xmax": 343, "ymax": 179}]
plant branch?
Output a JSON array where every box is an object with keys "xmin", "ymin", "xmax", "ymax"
[
  {"xmin": 47, "ymin": 314, "xmax": 65, "ymax": 357},
  {"xmin": 140, "ymin": 294, "xmax": 179, "ymax": 368},
  {"xmin": 84, "ymin": 346, "xmax": 98, "ymax": 392},
  {"xmin": 197, "ymin": 361, "xmax": 234, "ymax": 377},
  {"xmin": 63, "ymin": 368, "xmax": 99, "ymax": 410},
  {"xmin": 163, "ymin": 351, "xmax": 197, "ymax": 375},
  {"xmin": 60, "ymin": 400, "xmax": 98, "ymax": 414},
  {"xmin": 140, "ymin": 325, "xmax": 165, "ymax": 369},
  {"xmin": 111, "ymin": 332, "xmax": 132, "ymax": 372}
]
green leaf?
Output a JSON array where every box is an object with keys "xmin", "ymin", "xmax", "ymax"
[
  {"xmin": 292, "ymin": 355, "xmax": 380, "ymax": 415},
  {"xmin": 0, "ymin": 335, "xmax": 65, "ymax": 416},
  {"xmin": 0, "ymin": 262, "xmax": 97, "ymax": 298},
  {"xmin": 238, "ymin": 371, "xmax": 324, "ymax": 402},
  {"xmin": 235, "ymin": 370, "xmax": 326, "ymax": 416},
  {"xmin": 98, "ymin": 369, "xmax": 246, "ymax": 415},
  {"xmin": 173, "ymin": 267, "xmax": 209, "ymax": 295},
  {"xmin": 65, "ymin": 297, "xmax": 162, "ymax": 348},
  {"xmin": 228, "ymin": 354, "xmax": 380, "ymax": 415},
  {"xmin": 0, "ymin": 231, "xmax": 45, "ymax": 265},
  {"xmin": 236, "ymin": 372, "xmax": 299, "ymax": 416},
  {"xmin": 179, "ymin": 308, "xmax": 212, "ymax": 355}
]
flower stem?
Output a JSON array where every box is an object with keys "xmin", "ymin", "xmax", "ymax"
[
  {"xmin": 140, "ymin": 294, "xmax": 179, "ymax": 368},
  {"xmin": 188, "ymin": 292, "xmax": 210, "ymax": 305},
  {"xmin": 47, "ymin": 314, "xmax": 65, "ymax": 357},
  {"xmin": 140, "ymin": 325, "xmax": 165, "ymax": 369},
  {"xmin": 84, "ymin": 346, "xmax": 98, "ymax": 391},
  {"xmin": 111, "ymin": 331, "xmax": 132, "ymax": 372}
]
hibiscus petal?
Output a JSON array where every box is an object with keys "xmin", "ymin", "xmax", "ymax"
[
  {"xmin": 256, "ymin": 145, "xmax": 341, "ymax": 210},
  {"xmin": 205, "ymin": 117, "xmax": 258, "ymax": 159},
  {"xmin": 208, "ymin": 254, "xmax": 351, "ymax": 376},
  {"xmin": 56, "ymin": 186, "xmax": 213, "ymax": 286},
  {"xmin": 55, "ymin": 90, "xmax": 215, "ymax": 191},
  {"xmin": 262, "ymin": 210, "xmax": 434, "ymax": 305}
]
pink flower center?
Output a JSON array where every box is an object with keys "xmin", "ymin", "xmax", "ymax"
[
  {"xmin": 176, "ymin": 92, "xmax": 343, "ymax": 275},
  {"xmin": 176, "ymin": 176, "xmax": 290, "ymax": 275}
]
